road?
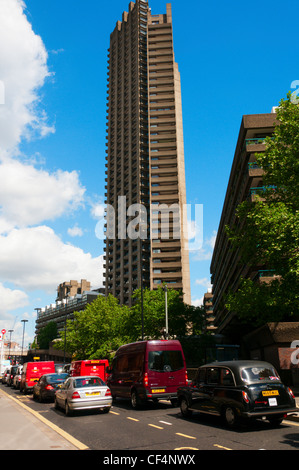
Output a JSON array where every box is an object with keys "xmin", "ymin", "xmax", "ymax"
[{"xmin": 1, "ymin": 383, "xmax": 299, "ymax": 451}]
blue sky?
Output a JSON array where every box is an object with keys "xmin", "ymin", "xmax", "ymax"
[{"xmin": 0, "ymin": 0, "xmax": 298, "ymax": 347}]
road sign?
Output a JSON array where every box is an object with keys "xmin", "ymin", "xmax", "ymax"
[
  {"xmin": 1, "ymin": 329, "xmax": 6, "ymax": 335},
  {"xmin": 0, "ymin": 334, "xmax": 2, "ymax": 341}
]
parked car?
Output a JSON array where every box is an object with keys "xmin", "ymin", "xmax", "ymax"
[
  {"xmin": 54, "ymin": 375, "xmax": 112, "ymax": 416},
  {"xmin": 177, "ymin": 360, "xmax": 298, "ymax": 427},
  {"xmin": 33, "ymin": 373, "xmax": 69, "ymax": 402},
  {"xmin": 7, "ymin": 365, "xmax": 19, "ymax": 386},
  {"xmin": 12, "ymin": 365, "xmax": 23, "ymax": 389},
  {"xmin": 20, "ymin": 361, "xmax": 55, "ymax": 394},
  {"xmin": 2, "ymin": 367, "xmax": 11, "ymax": 385},
  {"xmin": 107, "ymin": 340, "xmax": 188, "ymax": 408}
]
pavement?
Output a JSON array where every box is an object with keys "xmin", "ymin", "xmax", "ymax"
[
  {"xmin": 0, "ymin": 386, "xmax": 299, "ymax": 451},
  {"xmin": 0, "ymin": 388, "xmax": 88, "ymax": 450}
]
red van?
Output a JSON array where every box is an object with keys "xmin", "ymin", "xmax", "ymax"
[
  {"xmin": 70, "ymin": 359, "xmax": 109, "ymax": 382},
  {"xmin": 20, "ymin": 361, "xmax": 55, "ymax": 394},
  {"xmin": 106, "ymin": 340, "xmax": 188, "ymax": 408}
]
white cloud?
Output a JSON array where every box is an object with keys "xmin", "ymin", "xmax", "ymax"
[
  {"xmin": 0, "ymin": 1, "xmax": 104, "ymax": 342},
  {"xmin": 195, "ymin": 277, "xmax": 212, "ymax": 290},
  {"xmin": 191, "ymin": 230, "xmax": 217, "ymax": 261},
  {"xmin": 0, "ymin": 283, "xmax": 29, "ymax": 315},
  {"xmin": 0, "ymin": 0, "xmax": 54, "ymax": 152},
  {"xmin": 191, "ymin": 297, "xmax": 204, "ymax": 307},
  {"xmin": 0, "ymin": 159, "xmax": 85, "ymax": 231},
  {"xmin": 67, "ymin": 225, "xmax": 84, "ymax": 237},
  {"xmin": 0, "ymin": 226, "xmax": 104, "ymax": 292}
]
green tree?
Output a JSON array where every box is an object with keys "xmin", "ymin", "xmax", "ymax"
[
  {"xmin": 37, "ymin": 321, "xmax": 57, "ymax": 349},
  {"xmin": 131, "ymin": 287, "xmax": 205, "ymax": 338},
  {"xmin": 225, "ymin": 95, "xmax": 299, "ymax": 325},
  {"xmin": 54, "ymin": 294, "xmax": 132, "ymax": 360}
]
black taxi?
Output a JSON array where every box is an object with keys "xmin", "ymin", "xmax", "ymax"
[{"xmin": 177, "ymin": 360, "xmax": 298, "ymax": 427}]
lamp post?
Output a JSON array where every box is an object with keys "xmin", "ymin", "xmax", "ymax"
[
  {"xmin": 8, "ymin": 329, "xmax": 13, "ymax": 361},
  {"xmin": 164, "ymin": 285, "xmax": 168, "ymax": 340},
  {"xmin": 64, "ymin": 297, "xmax": 68, "ymax": 363},
  {"xmin": 21, "ymin": 320, "xmax": 28, "ymax": 364}
]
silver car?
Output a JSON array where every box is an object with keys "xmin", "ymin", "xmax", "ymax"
[
  {"xmin": 54, "ymin": 375, "xmax": 112, "ymax": 416},
  {"xmin": 12, "ymin": 365, "xmax": 23, "ymax": 389}
]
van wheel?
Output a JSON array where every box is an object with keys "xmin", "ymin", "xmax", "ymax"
[{"xmin": 131, "ymin": 390, "xmax": 140, "ymax": 409}]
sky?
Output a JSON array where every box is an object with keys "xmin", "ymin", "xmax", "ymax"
[{"xmin": 0, "ymin": 0, "xmax": 298, "ymax": 347}]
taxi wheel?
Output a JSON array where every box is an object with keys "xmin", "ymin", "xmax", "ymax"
[
  {"xmin": 180, "ymin": 397, "xmax": 192, "ymax": 418},
  {"xmin": 223, "ymin": 406, "xmax": 238, "ymax": 427},
  {"xmin": 268, "ymin": 416, "xmax": 283, "ymax": 426}
]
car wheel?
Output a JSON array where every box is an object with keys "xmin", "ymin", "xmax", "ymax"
[
  {"xmin": 223, "ymin": 406, "xmax": 238, "ymax": 427},
  {"xmin": 54, "ymin": 397, "xmax": 59, "ymax": 409},
  {"xmin": 180, "ymin": 397, "xmax": 192, "ymax": 418},
  {"xmin": 131, "ymin": 390, "xmax": 140, "ymax": 409},
  {"xmin": 65, "ymin": 401, "xmax": 73, "ymax": 416},
  {"xmin": 102, "ymin": 407, "xmax": 111, "ymax": 413}
]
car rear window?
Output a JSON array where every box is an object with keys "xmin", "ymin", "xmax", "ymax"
[
  {"xmin": 148, "ymin": 350, "xmax": 184, "ymax": 372},
  {"xmin": 241, "ymin": 366, "xmax": 280, "ymax": 384},
  {"xmin": 74, "ymin": 377, "xmax": 105, "ymax": 388},
  {"xmin": 46, "ymin": 373, "xmax": 69, "ymax": 384}
]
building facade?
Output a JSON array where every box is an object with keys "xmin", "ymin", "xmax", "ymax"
[
  {"xmin": 104, "ymin": 0, "xmax": 190, "ymax": 306},
  {"xmin": 210, "ymin": 112, "xmax": 277, "ymax": 340},
  {"xmin": 35, "ymin": 280, "xmax": 101, "ymax": 337}
]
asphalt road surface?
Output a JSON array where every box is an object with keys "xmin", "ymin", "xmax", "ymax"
[{"xmin": 2, "ymin": 383, "xmax": 299, "ymax": 451}]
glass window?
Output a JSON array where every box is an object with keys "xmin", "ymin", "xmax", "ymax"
[
  {"xmin": 220, "ymin": 368, "xmax": 234, "ymax": 386},
  {"xmin": 148, "ymin": 350, "xmax": 184, "ymax": 372},
  {"xmin": 74, "ymin": 377, "xmax": 105, "ymax": 388},
  {"xmin": 196, "ymin": 368, "xmax": 206, "ymax": 384},
  {"xmin": 206, "ymin": 368, "xmax": 220, "ymax": 385},
  {"xmin": 241, "ymin": 366, "xmax": 280, "ymax": 384}
]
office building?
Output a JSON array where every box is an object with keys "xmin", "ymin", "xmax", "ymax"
[
  {"xmin": 210, "ymin": 112, "xmax": 277, "ymax": 340},
  {"xmin": 104, "ymin": 0, "xmax": 191, "ymax": 306}
]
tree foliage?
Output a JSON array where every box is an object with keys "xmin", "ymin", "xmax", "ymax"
[
  {"xmin": 37, "ymin": 321, "xmax": 57, "ymax": 349},
  {"xmin": 131, "ymin": 287, "xmax": 205, "ymax": 339},
  {"xmin": 54, "ymin": 288, "xmax": 205, "ymax": 360},
  {"xmin": 225, "ymin": 95, "xmax": 299, "ymax": 324},
  {"xmin": 54, "ymin": 294, "xmax": 132, "ymax": 360}
]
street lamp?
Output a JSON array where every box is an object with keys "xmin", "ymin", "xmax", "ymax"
[
  {"xmin": 64, "ymin": 297, "xmax": 68, "ymax": 363},
  {"xmin": 8, "ymin": 329, "xmax": 13, "ymax": 360},
  {"xmin": 21, "ymin": 320, "xmax": 28, "ymax": 363},
  {"xmin": 164, "ymin": 285, "xmax": 168, "ymax": 340}
]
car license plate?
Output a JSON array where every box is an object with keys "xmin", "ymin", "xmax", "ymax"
[
  {"xmin": 152, "ymin": 389, "xmax": 165, "ymax": 393},
  {"xmin": 86, "ymin": 391, "xmax": 100, "ymax": 396},
  {"xmin": 262, "ymin": 390, "xmax": 279, "ymax": 396}
]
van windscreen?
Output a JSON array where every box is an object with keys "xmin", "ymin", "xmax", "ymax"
[{"xmin": 148, "ymin": 350, "xmax": 184, "ymax": 372}]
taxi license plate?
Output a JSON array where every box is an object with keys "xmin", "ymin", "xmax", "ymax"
[
  {"xmin": 86, "ymin": 391, "xmax": 100, "ymax": 396},
  {"xmin": 152, "ymin": 389, "xmax": 165, "ymax": 393},
  {"xmin": 262, "ymin": 390, "xmax": 279, "ymax": 397}
]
